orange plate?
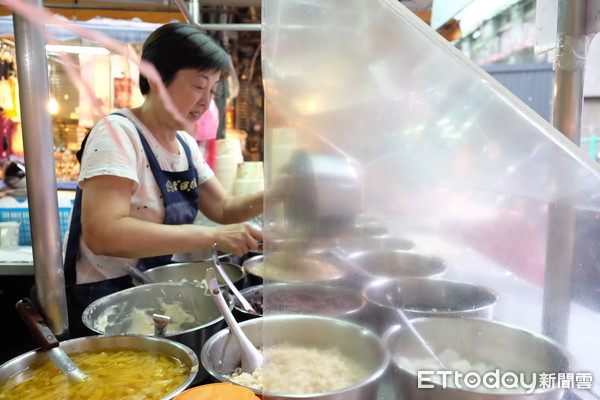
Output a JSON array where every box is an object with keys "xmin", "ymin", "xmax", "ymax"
[{"xmin": 174, "ymin": 382, "xmax": 261, "ymax": 400}]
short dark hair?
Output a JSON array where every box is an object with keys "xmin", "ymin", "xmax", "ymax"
[{"xmin": 138, "ymin": 23, "xmax": 230, "ymax": 95}]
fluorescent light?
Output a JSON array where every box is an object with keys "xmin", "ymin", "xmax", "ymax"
[{"xmin": 45, "ymin": 44, "xmax": 110, "ymax": 55}]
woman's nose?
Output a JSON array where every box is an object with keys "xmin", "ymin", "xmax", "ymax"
[{"xmin": 198, "ymin": 90, "xmax": 212, "ymax": 107}]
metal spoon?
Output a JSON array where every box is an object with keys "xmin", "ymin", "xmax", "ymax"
[
  {"xmin": 123, "ymin": 263, "xmax": 154, "ymax": 285},
  {"xmin": 386, "ymin": 293, "xmax": 447, "ymax": 370},
  {"xmin": 16, "ymin": 298, "xmax": 90, "ymax": 383},
  {"xmin": 211, "ymin": 243, "xmax": 257, "ymax": 314},
  {"xmin": 205, "ymin": 267, "xmax": 263, "ymax": 373}
]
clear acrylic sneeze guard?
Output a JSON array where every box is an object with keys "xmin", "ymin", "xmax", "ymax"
[{"xmin": 261, "ymin": 0, "xmax": 599, "ymax": 397}]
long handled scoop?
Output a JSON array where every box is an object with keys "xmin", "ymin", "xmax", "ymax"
[
  {"xmin": 211, "ymin": 243, "xmax": 257, "ymax": 314},
  {"xmin": 206, "ymin": 267, "xmax": 263, "ymax": 373},
  {"xmin": 16, "ymin": 298, "xmax": 90, "ymax": 383},
  {"xmin": 386, "ymin": 294, "xmax": 447, "ymax": 370}
]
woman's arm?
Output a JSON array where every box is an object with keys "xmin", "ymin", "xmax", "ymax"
[
  {"xmin": 197, "ymin": 176, "xmax": 264, "ymax": 225},
  {"xmin": 81, "ymin": 174, "xmax": 261, "ymax": 257}
]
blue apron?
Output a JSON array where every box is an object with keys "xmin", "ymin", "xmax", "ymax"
[{"xmin": 64, "ymin": 113, "xmax": 199, "ymax": 337}]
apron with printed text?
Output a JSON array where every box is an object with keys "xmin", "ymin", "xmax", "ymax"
[{"xmin": 63, "ymin": 113, "xmax": 199, "ymax": 337}]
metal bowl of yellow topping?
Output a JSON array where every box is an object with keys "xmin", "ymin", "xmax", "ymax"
[{"xmin": 0, "ymin": 334, "xmax": 198, "ymax": 400}]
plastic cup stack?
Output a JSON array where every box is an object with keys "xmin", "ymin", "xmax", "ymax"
[
  {"xmin": 214, "ymin": 139, "xmax": 244, "ymax": 195},
  {"xmin": 234, "ymin": 161, "xmax": 264, "ymax": 196}
]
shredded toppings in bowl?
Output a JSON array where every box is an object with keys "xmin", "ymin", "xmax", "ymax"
[{"xmin": 0, "ymin": 348, "xmax": 190, "ymax": 400}]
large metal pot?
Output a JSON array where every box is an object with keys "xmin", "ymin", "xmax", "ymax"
[
  {"xmin": 171, "ymin": 248, "xmax": 234, "ymax": 263},
  {"xmin": 141, "ymin": 261, "xmax": 246, "ymax": 289},
  {"xmin": 383, "ymin": 317, "xmax": 572, "ymax": 400},
  {"xmin": 82, "ymin": 282, "xmax": 232, "ymax": 382},
  {"xmin": 284, "ymin": 150, "xmax": 362, "ymax": 236},
  {"xmin": 362, "ymin": 277, "xmax": 498, "ymax": 334},
  {"xmin": 0, "ymin": 335, "xmax": 198, "ymax": 399},
  {"xmin": 201, "ymin": 315, "xmax": 389, "ymax": 399}
]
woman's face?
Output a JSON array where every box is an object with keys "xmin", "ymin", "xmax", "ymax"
[{"xmin": 164, "ymin": 68, "xmax": 221, "ymax": 131}]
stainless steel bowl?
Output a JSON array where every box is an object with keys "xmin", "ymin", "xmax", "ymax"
[
  {"xmin": 141, "ymin": 261, "xmax": 246, "ymax": 289},
  {"xmin": 362, "ymin": 277, "xmax": 498, "ymax": 334},
  {"xmin": 347, "ymin": 250, "xmax": 446, "ymax": 280},
  {"xmin": 233, "ymin": 283, "xmax": 367, "ymax": 322},
  {"xmin": 82, "ymin": 282, "xmax": 232, "ymax": 382},
  {"xmin": 201, "ymin": 315, "xmax": 389, "ymax": 399},
  {"xmin": 383, "ymin": 317, "xmax": 572, "ymax": 400},
  {"xmin": 269, "ymin": 237, "xmax": 337, "ymax": 256},
  {"xmin": 284, "ymin": 151, "xmax": 362, "ymax": 236},
  {"xmin": 243, "ymin": 254, "xmax": 349, "ymax": 286},
  {"xmin": 0, "ymin": 335, "xmax": 198, "ymax": 400},
  {"xmin": 334, "ymin": 235, "xmax": 415, "ymax": 256},
  {"xmin": 351, "ymin": 214, "xmax": 389, "ymax": 237},
  {"xmin": 329, "ymin": 235, "xmax": 415, "ymax": 260}
]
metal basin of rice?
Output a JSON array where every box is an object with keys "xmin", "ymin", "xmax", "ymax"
[
  {"xmin": 201, "ymin": 315, "xmax": 389, "ymax": 399},
  {"xmin": 383, "ymin": 317, "xmax": 572, "ymax": 400}
]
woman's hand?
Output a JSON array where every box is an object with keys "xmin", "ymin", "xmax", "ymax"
[{"xmin": 210, "ymin": 223, "xmax": 263, "ymax": 257}]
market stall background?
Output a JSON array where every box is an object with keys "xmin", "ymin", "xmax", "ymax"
[{"xmin": 0, "ymin": 4, "xmax": 268, "ymax": 166}]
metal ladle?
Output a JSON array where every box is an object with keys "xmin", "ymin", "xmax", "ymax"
[
  {"xmin": 123, "ymin": 263, "xmax": 154, "ymax": 285},
  {"xmin": 16, "ymin": 298, "xmax": 90, "ymax": 383},
  {"xmin": 386, "ymin": 293, "xmax": 447, "ymax": 370},
  {"xmin": 211, "ymin": 243, "xmax": 257, "ymax": 314},
  {"xmin": 205, "ymin": 267, "xmax": 263, "ymax": 373}
]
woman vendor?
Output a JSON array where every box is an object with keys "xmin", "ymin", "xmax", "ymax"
[{"xmin": 64, "ymin": 22, "xmax": 263, "ymax": 337}]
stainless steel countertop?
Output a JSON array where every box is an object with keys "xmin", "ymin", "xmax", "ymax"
[{"xmin": 0, "ymin": 246, "xmax": 33, "ymax": 275}]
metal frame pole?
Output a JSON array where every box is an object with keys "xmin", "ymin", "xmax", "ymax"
[
  {"xmin": 553, "ymin": 0, "xmax": 587, "ymax": 145},
  {"xmin": 13, "ymin": 0, "xmax": 68, "ymax": 336},
  {"xmin": 543, "ymin": 0, "xmax": 588, "ymax": 344},
  {"xmin": 174, "ymin": 0, "xmax": 261, "ymax": 30}
]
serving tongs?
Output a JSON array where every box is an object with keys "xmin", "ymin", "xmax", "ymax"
[
  {"xmin": 206, "ymin": 267, "xmax": 263, "ymax": 373},
  {"xmin": 211, "ymin": 243, "xmax": 257, "ymax": 314},
  {"xmin": 16, "ymin": 298, "xmax": 90, "ymax": 383}
]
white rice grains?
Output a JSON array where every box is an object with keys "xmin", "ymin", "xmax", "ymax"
[{"xmin": 226, "ymin": 343, "xmax": 367, "ymax": 395}]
